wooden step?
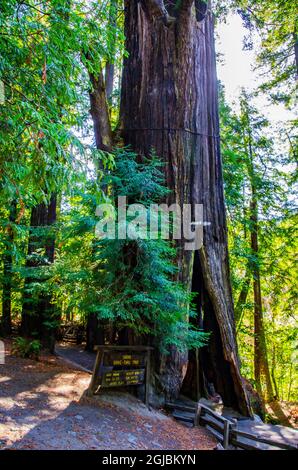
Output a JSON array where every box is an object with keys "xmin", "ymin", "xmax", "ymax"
[
  {"xmin": 165, "ymin": 401, "xmax": 196, "ymax": 413},
  {"xmin": 230, "ymin": 435, "xmax": 282, "ymax": 451},
  {"xmin": 172, "ymin": 409, "xmax": 195, "ymax": 425}
]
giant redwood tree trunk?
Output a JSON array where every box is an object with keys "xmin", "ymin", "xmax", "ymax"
[{"xmin": 121, "ymin": 0, "xmax": 251, "ymax": 415}]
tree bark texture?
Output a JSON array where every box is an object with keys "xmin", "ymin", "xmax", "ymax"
[
  {"xmin": 120, "ymin": 0, "xmax": 251, "ymax": 415},
  {"xmin": 89, "ymin": 71, "xmax": 113, "ymax": 153}
]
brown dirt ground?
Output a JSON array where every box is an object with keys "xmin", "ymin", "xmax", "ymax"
[
  {"xmin": 0, "ymin": 340, "xmax": 216, "ymax": 450},
  {"xmin": 266, "ymin": 400, "xmax": 298, "ymax": 429}
]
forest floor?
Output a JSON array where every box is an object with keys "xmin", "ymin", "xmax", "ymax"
[
  {"xmin": 55, "ymin": 343, "xmax": 298, "ymax": 449},
  {"xmin": 0, "ymin": 340, "xmax": 216, "ymax": 450},
  {"xmin": 266, "ymin": 401, "xmax": 298, "ymax": 429},
  {"xmin": 56, "ymin": 343, "xmax": 298, "ymax": 428}
]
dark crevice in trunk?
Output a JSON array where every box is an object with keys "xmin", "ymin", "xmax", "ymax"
[{"xmin": 182, "ymin": 251, "xmax": 244, "ymax": 412}]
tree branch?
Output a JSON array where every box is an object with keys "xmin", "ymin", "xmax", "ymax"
[
  {"xmin": 89, "ymin": 71, "xmax": 113, "ymax": 152},
  {"xmin": 141, "ymin": 0, "xmax": 175, "ymax": 25}
]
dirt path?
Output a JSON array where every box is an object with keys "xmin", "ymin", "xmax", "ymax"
[
  {"xmin": 0, "ymin": 341, "xmax": 216, "ymax": 450},
  {"xmin": 55, "ymin": 342, "xmax": 95, "ymax": 372}
]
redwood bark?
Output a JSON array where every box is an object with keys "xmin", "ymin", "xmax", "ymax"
[
  {"xmin": 89, "ymin": 70, "xmax": 112, "ymax": 153},
  {"xmin": 120, "ymin": 0, "xmax": 251, "ymax": 414}
]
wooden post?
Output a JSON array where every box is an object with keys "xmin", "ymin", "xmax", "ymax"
[
  {"xmin": 230, "ymin": 418, "xmax": 237, "ymax": 447},
  {"xmin": 223, "ymin": 420, "xmax": 230, "ymax": 449},
  {"xmin": 194, "ymin": 403, "xmax": 201, "ymax": 427},
  {"xmin": 87, "ymin": 349, "xmax": 103, "ymax": 396}
]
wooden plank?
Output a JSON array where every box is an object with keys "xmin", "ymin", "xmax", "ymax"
[
  {"xmin": 230, "ymin": 429, "xmax": 297, "ymax": 450},
  {"xmin": 223, "ymin": 420, "xmax": 230, "ymax": 449},
  {"xmin": 230, "ymin": 435, "xmax": 282, "ymax": 451},
  {"xmin": 165, "ymin": 402, "xmax": 196, "ymax": 413},
  {"xmin": 205, "ymin": 425, "xmax": 224, "ymax": 443},
  {"xmin": 172, "ymin": 410, "xmax": 195, "ymax": 424},
  {"xmin": 200, "ymin": 405, "xmax": 232, "ymax": 424},
  {"xmin": 201, "ymin": 414, "xmax": 224, "ymax": 432},
  {"xmin": 167, "ymin": 401, "xmax": 232, "ymax": 423}
]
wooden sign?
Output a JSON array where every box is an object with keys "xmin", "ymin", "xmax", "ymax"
[
  {"xmin": 87, "ymin": 345, "xmax": 153, "ymax": 407},
  {"xmin": 102, "ymin": 369, "xmax": 145, "ymax": 387},
  {"xmin": 103, "ymin": 352, "xmax": 145, "ymax": 367}
]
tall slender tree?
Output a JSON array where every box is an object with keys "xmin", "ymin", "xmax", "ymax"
[
  {"xmin": 240, "ymin": 95, "xmax": 275, "ymax": 400},
  {"xmin": 1, "ymin": 200, "xmax": 17, "ymax": 335}
]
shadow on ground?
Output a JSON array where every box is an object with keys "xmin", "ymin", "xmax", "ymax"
[{"xmin": 0, "ymin": 343, "xmax": 216, "ymax": 450}]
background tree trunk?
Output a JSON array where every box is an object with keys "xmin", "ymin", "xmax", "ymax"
[
  {"xmin": 105, "ymin": 0, "xmax": 118, "ymax": 101},
  {"xmin": 242, "ymin": 106, "xmax": 275, "ymax": 402},
  {"xmin": 120, "ymin": 0, "xmax": 251, "ymax": 415},
  {"xmin": 250, "ymin": 198, "xmax": 274, "ymax": 401},
  {"xmin": 1, "ymin": 200, "xmax": 17, "ymax": 336},
  {"xmin": 85, "ymin": 64, "xmax": 112, "ymax": 351},
  {"xmin": 21, "ymin": 195, "xmax": 57, "ymax": 351},
  {"xmin": 235, "ymin": 267, "xmax": 251, "ymax": 327}
]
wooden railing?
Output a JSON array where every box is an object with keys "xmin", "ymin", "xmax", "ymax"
[
  {"xmin": 198, "ymin": 404, "xmax": 298, "ymax": 450},
  {"xmin": 166, "ymin": 402, "xmax": 297, "ymax": 450}
]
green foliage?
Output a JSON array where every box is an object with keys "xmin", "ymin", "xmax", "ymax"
[
  {"xmin": 231, "ymin": 0, "xmax": 297, "ymax": 106},
  {"xmin": 0, "ymin": 0, "xmax": 126, "ymax": 334},
  {"xmin": 11, "ymin": 336, "xmax": 41, "ymax": 359},
  {"xmin": 52, "ymin": 149, "xmax": 208, "ymax": 352},
  {"xmin": 0, "ymin": 0, "xmax": 124, "ymax": 205},
  {"xmin": 220, "ymin": 84, "xmax": 298, "ymax": 401}
]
